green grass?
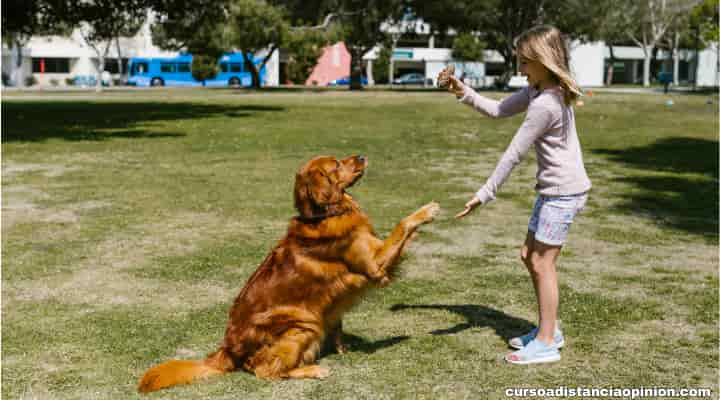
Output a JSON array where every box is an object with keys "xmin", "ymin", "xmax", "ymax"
[{"xmin": 2, "ymin": 88, "xmax": 718, "ymax": 399}]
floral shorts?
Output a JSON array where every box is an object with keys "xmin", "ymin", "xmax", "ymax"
[{"xmin": 528, "ymin": 192, "xmax": 588, "ymax": 246}]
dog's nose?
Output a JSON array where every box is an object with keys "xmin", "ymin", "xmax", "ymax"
[{"xmin": 357, "ymin": 155, "xmax": 366, "ymax": 163}]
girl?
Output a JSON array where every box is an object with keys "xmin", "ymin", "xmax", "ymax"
[{"xmin": 438, "ymin": 25, "xmax": 591, "ymax": 364}]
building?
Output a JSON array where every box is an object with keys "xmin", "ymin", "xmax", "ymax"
[
  {"xmin": 1, "ymin": 11, "xmax": 281, "ymax": 88},
  {"xmin": 3, "ymin": 12, "xmax": 717, "ymax": 89},
  {"xmin": 306, "ymin": 18, "xmax": 718, "ymax": 89}
]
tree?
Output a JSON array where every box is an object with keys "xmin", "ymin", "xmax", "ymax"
[
  {"xmin": 1, "ymin": 0, "xmax": 71, "ymax": 87},
  {"xmin": 149, "ymin": 0, "xmax": 229, "ymax": 58},
  {"xmin": 74, "ymin": 0, "xmax": 147, "ymax": 91},
  {"xmin": 371, "ymin": 45, "xmax": 392, "ymax": 84},
  {"xmin": 687, "ymin": 0, "xmax": 719, "ymax": 87},
  {"xmin": 151, "ymin": 0, "xmax": 327, "ymax": 89},
  {"xmin": 285, "ymin": 28, "xmax": 338, "ymax": 84},
  {"xmin": 191, "ymin": 54, "xmax": 220, "ymax": 85},
  {"xmin": 413, "ymin": 0, "xmax": 593, "ymax": 82},
  {"xmin": 587, "ymin": 0, "xmax": 636, "ymax": 85},
  {"xmin": 344, "ymin": 2, "xmax": 407, "ymax": 90},
  {"xmin": 623, "ymin": 0, "xmax": 701, "ymax": 87},
  {"xmin": 227, "ymin": 0, "xmax": 289, "ymax": 88},
  {"xmin": 452, "ymin": 32, "xmax": 485, "ymax": 62}
]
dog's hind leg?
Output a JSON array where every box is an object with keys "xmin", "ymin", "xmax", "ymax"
[
  {"xmin": 285, "ymin": 365, "xmax": 330, "ymax": 379},
  {"xmin": 251, "ymin": 328, "xmax": 325, "ymax": 380}
]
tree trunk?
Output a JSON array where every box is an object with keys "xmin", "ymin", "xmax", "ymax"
[
  {"xmin": 96, "ymin": 55, "xmax": 105, "ymax": 92},
  {"xmin": 95, "ymin": 42, "xmax": 112, "ymax": 93},
  {"xmin": 13, "ymin": 40, "xmax": 25, "ymax": 88},
  {"xmin": 715, "ymin": 43, "xmax": 720, "ymax": 87},
  {"xmin": 349, "ymin": 46, "xmax": 365, "ymax": 91},
  {"xmin": 672, "ymin": 31, "xmax": 680, "ymax": 86},
  {"xmin": 642, "ymin": 45, "xmax": 654, "ymax": 87},
  {"xmin": 605, "ymin": 45, "xmax": 615, "ymax": 86},
  {"xmin": 257, "ymin": 46, "xmax": 277, "ymax": 87},
  {"xmin": 389, "ymin": 38, "xmax": 398, "ymax": 88},
  {"xmin": 242, "ymin": 52, "xmax": 261, "ymax": 89},
  {"xmin": 115, "ymin": 37, "xmax": 124, "ymax": 85}
]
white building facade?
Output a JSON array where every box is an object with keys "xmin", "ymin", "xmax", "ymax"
[{"xmin": 2, "ymin": 12, "xmax": 717, "ymax": 89}]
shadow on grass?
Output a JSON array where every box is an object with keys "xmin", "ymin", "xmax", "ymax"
[
  {"xmin": 390, "ymin": 304, "xmax": 534, "ymax": 342},
  {"xmin": 1, "ymin": 101, "xmax": 285, "ymax": 142},
  {"xmin": 338, "ymin": 333, "xmax": 410, "ymax": 355},
  {"xmin": 595, "ymin": 137, "xmax": 718, "ymax": 178},
  {"xmin": 594, "ymin": 137, "xmax": 719, "ymax": 239}
]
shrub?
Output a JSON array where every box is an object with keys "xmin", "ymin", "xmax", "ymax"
[
  {"xmin": 65, "ymin": 77, "xmax": 75, "ymax": 86},
  {"xmin": 286, "ymin": 29, "xmax": 335, "ymax": 84},
  {"xmin": 452, "ymin": 33, "xmax": 485, "ymax": 62},
  {"xmin": 372, "ymin": 46, "xmax": 392, "ymax": 84},
  {"xmin": 191, "ymin": 55, "xmax": 219, "ymax": 85},
  {"xmin": 25, "ymin": 75, "xmax": 37, "ymax": 86},
  {"xmin": 50, "ymin": 79, "xmax": 60, "ymax": 86}
]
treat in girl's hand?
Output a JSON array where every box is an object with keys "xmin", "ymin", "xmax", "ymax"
[{"xmin": 437, "ymin": 65, "xmax": 455, "ymax": 88}]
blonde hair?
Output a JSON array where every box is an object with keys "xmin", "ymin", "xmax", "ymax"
[{"xmin": 515, "ymin": 25, "xmax": 582, "ymax": 105}]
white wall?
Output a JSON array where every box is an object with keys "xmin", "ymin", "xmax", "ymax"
[
  {"xmin": 259, "ymin": 48, "xmax": 280, "ymax": 86},
  {"xmin": 570, "ymin": 41, "xmax": 605, "ymax": 87},
  {"xmin": 697, "ymin": 43, "xmax": 719, "ymax": 87}
]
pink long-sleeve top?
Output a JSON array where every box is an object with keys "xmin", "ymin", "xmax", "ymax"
[{"xmin": 458, "ymin": 84, "xmax": 591, "ymax": 204}]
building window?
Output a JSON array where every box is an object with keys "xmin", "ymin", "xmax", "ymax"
[
  {"xmin": 32, "ymin": 58, "xmax": 70, "ymax": 73},
  {"xmin": 103, "ymin": 58, "xmax": 129, "ymax": 74},
  {"xmin": 485, "ymin": 62, "xmax": 505, "ymax": 76}
]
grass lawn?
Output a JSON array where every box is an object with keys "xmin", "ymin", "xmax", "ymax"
[{"xmin": 2, "ymin": 88, "xmax": 718, "ymax": 399}]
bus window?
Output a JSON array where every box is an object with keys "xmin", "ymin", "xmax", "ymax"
[
  {"xmin": 131, "ymin": 62, "xmax": 148, "ymax": 75},
  {"xmin": 219, "ymin": 63, "xmax": 228, "ymax": 73},
  {"xmin": 160, "ymin": 63, "xmax": 176, "ymax": 73},
  {"xmin": 230, "ymin": 63, "xmax": 243, "ymax": 73},
  {"xmin": 177, "ymin": 63, "xmax": 191, "ymax": 73}
]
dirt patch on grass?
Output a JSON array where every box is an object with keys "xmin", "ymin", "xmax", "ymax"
[
  {"xmin": 2, "ymin": 183, "xmax": 111, "ymax": 231},
  {"xmin": 6, "ymin": 212, "xmax": 248, "ymax": 311},
  {"xmin": 3, "ymin": 162, "xmax": 79, "ymax": 179}
]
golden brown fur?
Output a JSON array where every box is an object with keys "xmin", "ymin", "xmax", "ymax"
[{"xmin": 138, "ymin": 155, "xmax": 439, "ymax": 393}]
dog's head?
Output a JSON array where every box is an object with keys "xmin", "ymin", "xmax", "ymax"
[{"xmin": 294, "ymin": 155, "xmax": 368, "ymax": 220}]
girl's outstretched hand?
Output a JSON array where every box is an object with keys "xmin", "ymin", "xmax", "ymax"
[
  {"xmin": 455, "ymin": 197, "xmax": 482, "ymax": 219},
  {"xmin": 437, "ymin": 66, "xmax": 464, "ymax": 98}
]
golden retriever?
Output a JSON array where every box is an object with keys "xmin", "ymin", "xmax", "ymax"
[{"xmin": 138, "ymin": 155, "xmax": 439, "ymax": 392}]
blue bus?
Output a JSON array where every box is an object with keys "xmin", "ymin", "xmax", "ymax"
[{"xmin": 127, "ymin": 53, "xmax": 266, "ymax": 87}]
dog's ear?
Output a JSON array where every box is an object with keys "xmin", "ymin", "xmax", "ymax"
[
  {"xmin": 294, "ymin": 169, "xmax": 343, "ymax": 219},
  {"xmin": 294, "ymin": 172, "xmax": 315, "ymax": 219}
]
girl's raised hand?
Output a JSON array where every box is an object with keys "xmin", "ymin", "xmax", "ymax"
[
  {"xmin": 455, "ymin": 197, "xmax": 482, "ymax": 219},
  {"xmin": 437, "ymin": 66, "xmax": 464, "ymax": 97}
]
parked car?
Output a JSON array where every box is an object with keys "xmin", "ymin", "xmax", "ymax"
[
  {"xmin": 392, "ymin": 72, "xmax": 431, "ymax": 85},
  {"xmin": 327, "ymin": 76, "xmax": 368, "ymax": 86}
]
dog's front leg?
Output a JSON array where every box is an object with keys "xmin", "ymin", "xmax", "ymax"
[
  {"xmin": 373, "ymin": 202, "xmax": 440, "ymax": 275},
  {"xmin": 344, "ymin": 202, "xmax": 439, "ymax": 284}
]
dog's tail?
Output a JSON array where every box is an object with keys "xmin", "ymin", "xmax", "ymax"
[{"xmin": 138, "ymin": 348, "xmax": 235, "ymax": 393}]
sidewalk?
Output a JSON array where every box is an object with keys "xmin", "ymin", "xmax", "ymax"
[{"xmin": 588, "ymin": 86, "xmax": 714, "ymax": 95}]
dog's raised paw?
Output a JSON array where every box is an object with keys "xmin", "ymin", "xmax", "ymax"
[{"xmin": 419, "ymin": 201, "xmax": 441, "ymax": 223}]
